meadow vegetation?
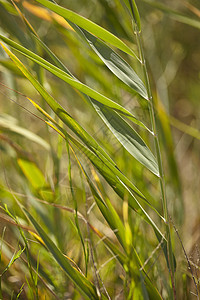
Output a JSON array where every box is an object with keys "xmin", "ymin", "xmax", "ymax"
[{"xmin": 0, "ymin": 0, "xmax": 200, "ymax": 299}]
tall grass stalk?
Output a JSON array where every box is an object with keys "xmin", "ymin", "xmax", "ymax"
[{"xmin": 134, "ymin": 21, "xmax": 176, "ymax": 299}]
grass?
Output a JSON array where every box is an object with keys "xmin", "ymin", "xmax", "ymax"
[{"xmin": 0, "ymin": 0, "xmax": 200, "ymax": 299}]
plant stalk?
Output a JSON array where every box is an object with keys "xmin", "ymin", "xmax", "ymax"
[{"xmin": 134, "ymin": 24, "xmax": 176, "ymax": 299}]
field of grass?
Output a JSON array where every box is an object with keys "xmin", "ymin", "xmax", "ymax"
[{"xmin": 0, "ymin": 0, "xmax": 200, "ymax": 299}]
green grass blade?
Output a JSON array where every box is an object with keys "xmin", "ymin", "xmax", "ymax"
[
  {"xmin": 23, "ymin": 209, "xmax": 100, "ymax": 300},
  {"xmin": 0, "ymin": 41, "xmax": 116, "ymax": 166},
  {"xmin": 30, "ymin": 34, "xmax": 157, "ymax": 175},
  {"xmin": 47, "ymin": 120, "xmax": 165, "ymax": 231},
  {"xmin": 30, "ymin": 33, "xmax": 157, "ymax": 175},
  {"xmin": 0, "ymin": 44, "xmax": 163, "ymax": 236},
  {"xmin": 0, "ymin": 34, "xmax": 146, "ymax": 126},
  {"xmin": 94, "ymin": 104, "xmax": 159, "ymax": 176},
  {"xmin": 67, "ymin": 24, "xmax": 148, "ymax": 99},
  {"xmin": 0, "ymin": 40, "xmax": 158, "ymax": 183},
  {"xmin": 79, "ymin": 164, "xmax": 127, "ymax": 250},
  {"xmin": 27, "ymin": 97, "xmax": 147, "ymax": 204},
  {"xmin": 35, "ymin": 0, "xmax": 137, "ymax": 58}
]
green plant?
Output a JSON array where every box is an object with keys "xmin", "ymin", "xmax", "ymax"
[{"xmin": 0, "ymin": 0, "xmax": 200, "ymax": 299}]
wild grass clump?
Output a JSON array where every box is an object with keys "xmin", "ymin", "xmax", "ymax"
[{"xmin": 0, "ymin": 0, "xmax": 200, "ymax": 299}]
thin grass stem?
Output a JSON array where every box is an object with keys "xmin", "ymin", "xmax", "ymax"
[{"xmin": 133, "ymin": 23, "xmax": 176, "ymax": 299}]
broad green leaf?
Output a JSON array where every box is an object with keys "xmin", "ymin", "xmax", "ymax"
[
  {"xmin": 35, "ymin": 0, "xmax": 137, "ymax": 58},
  {"xmin": 0, "ymin": 35, "xmax": 146, "ymax": 126},
  {"xmin": 23, "ymin": 209, "xmax": 100, "ymax": 300},
  {"xmin": 68, "ymin": 24, "xmax": 148, "ymax": 100}
]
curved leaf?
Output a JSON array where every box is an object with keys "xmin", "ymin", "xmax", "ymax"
[
  {"xmin": 69, "ymin": 24, "xmax": 148, "ymax": 100},
  {"xmin": 35, "ymin": 0, "xmax": 138, "ymax": 58},
  {"xmin": 93, "ymin": 104, "xmax": 159, "ymax": 176}
]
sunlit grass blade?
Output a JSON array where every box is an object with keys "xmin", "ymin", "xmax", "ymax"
[
  {"xmin": 0, "ymin": 43, "xmax": 148, "ymax": 201},
  {"xmin": 31, "ymin": 34, "xmax": 157, "ymax": 176},
  {"xmin": 32, "ymin": 32, "xmax": 158, "ymax": 177},
  {"xmin": 42, "ymin": 112, "xmax": 165, "ymax": 238},
  {"xmin": 26, "ymin": 95, "xmax": 164, "ymax": 229},
  {"xmin": 35, "ymin": 0, "xmax": 138, "ymax": 58},
  {"xmin": 1, "ymin": 34, "xmax": 159, "ymax": 176},
  {"xmin": 0, "ymin": 34, "xmax": 147, "ymax": 126},
  {"xmin": 0, "ymin": 41, "xmax": 116, "ymax": 166},
  {"xmin": 1, "ymin": 34, "xmax": 159, "ymax": 177},
  {"xmin": 23, "ymin": 208, "xmax": 102, "ymax": 300},
  {"xmin": 93, "ymin": 104, "xmax": 159, "ymax": 176},
  {"xmin": 25, "ymin": 96, "xmax": 164, "ymax": 228},
  {"xmin": 67, "ymin": 24, "xmax": 147, "ymax": 99}
]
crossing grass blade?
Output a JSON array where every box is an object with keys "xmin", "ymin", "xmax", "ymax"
[
  {"xmin": 25, "ymin": 97, "xmax": 165, "ymax": 242},
  {"xmin": 65, "ymin": 23, "xmax": 148, "ymax": 100},
  {"xmin": 31, "ymin": 34, "xmax": 158, "ymax": 176},
  {"xmin": 0, "ymin": 34, "xmax": 146, "ymax": 126},
  {"xmin": 60, "ymin": 140, "xmax": 163, "ymax": 300},
  {"xmin": 0, "ymin": 41, "xmax": 116, "ymax": 166},
  {"xmin": 0, "ymin": 42, "xmax": 147, "ymax": 199},
  {"xmin": 35, "ymin": 0, "xmax": 138, "ymax": 58},
  {"xmin": 92, "ymin": 103, "xmax": 159, "ymax": 176},
  {"xmin": 1, "ymin": 43, "xmax": 166, "ymax": 245},
  {"xmin": 22, "ymin": 208, "xmax": 102, "ymax": 300},
  {"xmin": 0, "ymin": 35, "xmax": 160, "ymax": 176}
]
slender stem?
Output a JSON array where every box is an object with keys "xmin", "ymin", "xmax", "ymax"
[{"xmin": 134, "ymin": 25, "xmax": 176, "ymax": 299}]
